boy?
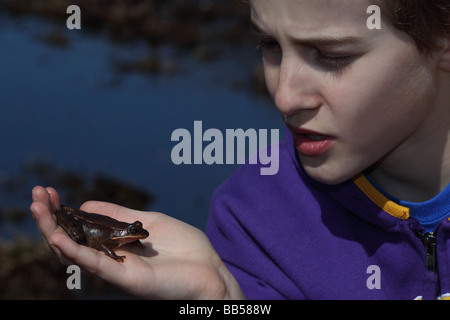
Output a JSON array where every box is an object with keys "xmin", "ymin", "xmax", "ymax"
[{"xmin": 31, "ymin": 0, "xmax": 450, "ymax": 299}]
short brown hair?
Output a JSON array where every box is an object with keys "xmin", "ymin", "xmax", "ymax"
[
  {"xmin": 374, "ymin": 0, "xmax": 450, "ymax": 54},
  {"xmin": 242, "ymin": 0, "xmax": 450, "ymax": 54}
]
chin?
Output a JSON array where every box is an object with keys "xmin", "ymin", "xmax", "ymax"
[
  {"xmin": 298, "ymin": 149, "xmax": 367, "ymax": 185},
  {"xmin": 307, "ymin": 171, "xmax": 350, "ymax": 185},
  {"xmin": 301, "ymin": 159, "xmax": 357, "ymax": 186}
]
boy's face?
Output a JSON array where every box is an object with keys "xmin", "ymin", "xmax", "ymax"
[{"xmin": 250, "ymin": 0, "xmax": 440, "ymax": 185}]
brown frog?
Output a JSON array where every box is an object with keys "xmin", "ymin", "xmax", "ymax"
[{"xmin": 55, "ymin": 205, "xmax": 149, "ymax": 262}]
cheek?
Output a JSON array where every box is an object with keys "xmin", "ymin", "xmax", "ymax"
[{"xmin": 330, "ymin": 51, "xmax": 435, "ymax": 149}]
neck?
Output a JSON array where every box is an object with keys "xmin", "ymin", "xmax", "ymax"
[
  {"xmin": 369, "ymin": 74, "xmax": 450, "ymax": 202},
  {"xmin": 370, "ymin": 148, "xmax": 450, "ymax": 202}
]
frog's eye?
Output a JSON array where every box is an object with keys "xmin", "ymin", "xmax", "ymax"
[{"xmin": 128, "ymin": 225, "xmax": 139, "ymax": 234}]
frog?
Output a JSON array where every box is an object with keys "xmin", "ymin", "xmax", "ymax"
[{"xmin": 55, "ymin": 205, "xmax": 149, "ymax": 262}]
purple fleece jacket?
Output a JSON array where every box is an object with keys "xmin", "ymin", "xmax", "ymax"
[{"xmin": 206, "ymin": 129, "xmax": 450, "ymax": 300}]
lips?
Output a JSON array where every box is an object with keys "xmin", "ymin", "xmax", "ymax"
[{"xmin": 288, "ymin": 126, "xmax": 335, "ymax": 157}]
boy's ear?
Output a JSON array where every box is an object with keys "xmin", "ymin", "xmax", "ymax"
[{"xmin": 438, "ymin": 37, "xmax": 450, "ymax": 71}]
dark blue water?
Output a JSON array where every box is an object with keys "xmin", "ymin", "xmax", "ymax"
[{"xmin": 0, "ymin": 15, "xmax": 284, "ymax": 239}]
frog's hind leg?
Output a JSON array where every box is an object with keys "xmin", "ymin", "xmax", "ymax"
[
  {"xmin": 59, "ymin": 222, "xmax": 86, "ymax": 245},
  {"xmin": 99, "ymin": 244, "xmax": 126, "ymax": 262}
]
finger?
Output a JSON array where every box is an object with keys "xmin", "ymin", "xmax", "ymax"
[
  {"xmin": 50, "ymin": 231, "xmax": 127, "ymax": 283},
  {"xmin": 30, "ymin": 188, "xmax": 58, "ymax": 240},
  {"xmin": 45, "ymin": 187, "xmax": 61, "ymax": 213},
  {"xmin": 31, "ymin": 185, "xmax": 51, "ymax": 210},
  {"xmin": 30, "ymin": 202, "xmax": 60, "ymax": 258}
]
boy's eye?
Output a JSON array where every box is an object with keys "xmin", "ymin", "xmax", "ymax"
[
  {"xmin": 255, "ymin": 38, "xmax": 359, "ymax": 74},
  {"xmin": 313, "ymin": 50, "xmax": 356, "ymax": 72}
]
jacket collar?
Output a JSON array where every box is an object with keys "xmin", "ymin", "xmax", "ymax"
[{"xmin": 285, "ymin": 128, "xmax": 412, "ymax": 230}]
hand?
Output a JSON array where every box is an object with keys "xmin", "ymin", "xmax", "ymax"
[{"xmin": 30, "ymin": 186, "xmax": 245, "ymax": 299}]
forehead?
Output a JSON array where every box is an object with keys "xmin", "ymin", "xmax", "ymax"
[{"xmin": 250, "ymin": 0, "xmax": 372, "ymax": 37}]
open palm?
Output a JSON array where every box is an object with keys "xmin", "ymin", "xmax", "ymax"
[{"xmin": 30, "ymin": 186, "xmax": 244, "ymax": 300}]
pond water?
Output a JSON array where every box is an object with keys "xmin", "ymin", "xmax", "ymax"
[{"xmin": 0, "ymin": 14, "xmax": 284, "ymax": 239}]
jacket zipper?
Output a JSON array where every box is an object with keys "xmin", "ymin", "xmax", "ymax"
[
  {"xmin": 418, "ymin": 231, "xmax": 437, "ymax": 273},
  {"xmin": 417, "ymin": 231, "xmax": 440, "ymax": 299}
]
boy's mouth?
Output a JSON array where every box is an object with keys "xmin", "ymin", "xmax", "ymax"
[
  {"xmin": 303, "ymin": 133, "xmax": 329, "ymax": 141},
  {"xmin": 288, "ymin": 126, "xmax": 335, "ymax": 157}
]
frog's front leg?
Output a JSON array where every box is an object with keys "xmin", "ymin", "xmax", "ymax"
[
  {"xmin": 100, "ymin": 244, "xmax": 126, "ymax": 262},
  {"xmin": 127, "ymin": 239, "xmax": 145, "ymax": 248}
]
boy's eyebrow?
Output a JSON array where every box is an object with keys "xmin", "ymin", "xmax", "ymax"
[{"xmin": 250, "ymin": 19, "xmax": 364, "ymax": 47}]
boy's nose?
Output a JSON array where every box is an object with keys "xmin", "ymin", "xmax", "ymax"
[{"xmin": 274, "ymin": 58, "xmax": 322, "ymax": 117}]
